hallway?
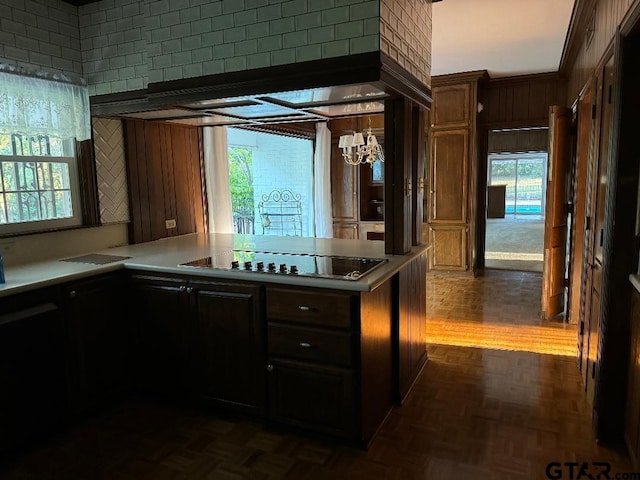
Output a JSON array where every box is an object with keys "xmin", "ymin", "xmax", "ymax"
[{"xmin": 0, "ymin": 271, "xmax": 632, "ymax": 479}]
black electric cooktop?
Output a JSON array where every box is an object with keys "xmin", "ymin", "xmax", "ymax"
[{"xmin": 180, "ymin": 250, "xmax": 387, "ymax": 281}]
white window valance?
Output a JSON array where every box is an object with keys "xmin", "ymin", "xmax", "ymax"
[{"xmin": 0, "ymin": 69, "xmax": 91, "ymax": 141}]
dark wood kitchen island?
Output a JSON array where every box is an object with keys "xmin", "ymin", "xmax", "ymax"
[{"xmin": 0, "ymin": 233, "xmax": 427, "ymax": 450}]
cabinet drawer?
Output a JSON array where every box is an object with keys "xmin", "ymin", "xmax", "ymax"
[
  {"xmin": 267, "ymin": 288, "xmax": 353, "ymax": 328},
  {"xmin": 268, "ymin": 323, "xmax": 353, "ymax": 367}
]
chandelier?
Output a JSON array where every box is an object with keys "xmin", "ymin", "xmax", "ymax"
[{"xmin": 338, "ymin": 121, "xmax": 385, "ymax": 167}]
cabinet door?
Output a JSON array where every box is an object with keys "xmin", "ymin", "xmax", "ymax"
[
  {"xmin": 429, "ymin": 130, "xmax": 468, "ymax": 223},
  {"xmin": 625, "ymin": 290, "xmax": 640, "ymax": 463},
  {"xmin": 190, "ymin": 281, "xmax": 266, "ymax": 416},
  {"xmin": 267, "ymin": 359, "xmax": 356, "ymax": 438},
  {"xmin": 331, "ymin": 144, "xmax": 359, "ymax": 222},
  {"xmin": 129, "ymin": 275, "xmax": 190, "ymax": 398},
  {"xmin": 63, "ymin": 273, "xmax": 130, "ymax": 417},
  {"xmin": 429, "ymin": 225, "xmax": 467, "ymax": 270},
  {"xmin": 431, "ymin": 84, "xmax": 470, "ymax": 128},
  {"xmin": 0, "ymin": 293, "xmax": 66, "ymax": 456},
  {"xmin": 396, "ymin": 253, "xmax": 427, "ymax": 403},
  {"xmin": 333, "ymin": 222, "xmax": 359, "ymax": 239}
]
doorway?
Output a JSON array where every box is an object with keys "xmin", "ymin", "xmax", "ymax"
[{"xmin": 485, "ymin": 151, "xmax": 547, "ymax": 272}]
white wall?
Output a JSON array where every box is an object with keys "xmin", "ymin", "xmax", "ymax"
[
  {"xmin": 0, "ymin": 223, "xmax": 128, "ymax": 267},
  {"xmin": 228, "ymin": 128, "xmax": 314, "ymax": 237}
]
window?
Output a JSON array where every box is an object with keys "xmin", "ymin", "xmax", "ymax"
[
  {"xmin": 0, "ymin": 69, "xmax": 90, "ymax": 235},
  {"xmin": 227, "ymin": 128, "xmax": 314, "ymax": 237},
  {"xmin": 0, "ymin": 134, "xmax": 80, "ymax": 234}
]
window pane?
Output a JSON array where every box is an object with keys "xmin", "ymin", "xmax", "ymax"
[
  {"xmin": 54, "ymin": 190, "xmax": 72, "ymax": 218},
  {"xmin": 490, "ymin": 159, "xmax": 516, "ymax": 213},
  {"xmin": 0, "ymin": 160, "xmax": 75, "ymax": 224},
  {"xmin": 38, "ymin": 191, "xmax": 54, "ymax": 218},
  {"xmin": 516, "ymin": 158, "xmax": 544, "ymax": 214},
  {"xmin": 5, "ymin": 193, "xmax": 19, "ymax": 223},
  {"xmin": 38, "ymin": 163, "xmax": 51, "ymax": 190},
  {"xmin": 20, "ymin": 191, "xmax": 40, "ymax": 221},
  {"xmin": 2, "ymin": 162, "xmax": 17, "ymax": 190},
  {"xmin": 0, "ymin": 135, "xmax": 11, "ymax": 155},
  {"xmin": 51, "ymin": 162, "xmax": 70, "ymax": 189},
  {"xmin": 19, "ymin": 162, "xmax": 38, "ymax": 191}
]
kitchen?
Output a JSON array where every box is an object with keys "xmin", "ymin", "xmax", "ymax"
[
  {"xmin": 0, "ymin": 0, "xmax": 432, "ymax": 472},
  {"xmin": 6, "ymin": 1, "xmax": 637, "ymax": 478}
]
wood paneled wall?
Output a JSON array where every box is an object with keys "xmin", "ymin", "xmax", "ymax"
[
  {"xmin": 480, "ymin": 73, "xmax": 567, "ymax": 129},
  {"xmin": 487, "ymin": 128, "xmax": 548, "ymax": 153},
  {"xmin": 564, "ymin": 0, "xmax": 635, "ymax": 102},
  {"xmin": 124, "ymin": 120, "xmax": 206, "ymax": 244}
]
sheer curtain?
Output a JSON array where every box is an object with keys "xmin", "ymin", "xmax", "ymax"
[
  {"xmin": 313, "ymin": 122, "xmax": 333, "ymax": 237},
  {"xmin": 203, "ymin": 126, "xmax": 234, "ymax": 233},
  {"xmin": 0, "ymin": 68, "xmax": 90, "ymax": 141}
]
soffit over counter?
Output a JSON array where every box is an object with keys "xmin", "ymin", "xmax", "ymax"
[{"xmin": 90, "ymin": 52, "xmax": 433, "ymax": 127}]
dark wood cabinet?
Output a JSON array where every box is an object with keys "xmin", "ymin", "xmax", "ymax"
[
  {"xmin": 265, "ymin": 282, "xmax": 393, "ymax": 445},
  {"xmin": 626, "ymin": 287, "xmax": 640, "ymax": 468},
  {"xmin": 396, "ymin": 251, "xmax": 428, "ymax": 404},
  {"xmin": 130, "ymin": 274, "xmax": 190, "ymax": 398},
  {"xmin": 130, "ymin": 273, "xmax": 266, "ymax": 415},
  {"xmin": 189, "ymin": 280, "xmax": 266, "ymax": 416},
  {"xmin": 63, "ymin": 272, "xmax": 131, "ymax": 418},
  {"xmin": 0, "ymin": 288, "xmax": 67, "ymax": 457},
  {"xmin": 268, "ymin": 358, "xmax": 356, "ymax": 437}
]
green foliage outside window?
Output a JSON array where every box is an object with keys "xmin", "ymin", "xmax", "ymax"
[{"xmin": 228, "ymin": 146, "xmax": 254, "ymax": 217}]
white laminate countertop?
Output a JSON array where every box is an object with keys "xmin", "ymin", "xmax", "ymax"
[{"xmin": 0, "ymin": 233, "xmax": 429, "ymax": 298}]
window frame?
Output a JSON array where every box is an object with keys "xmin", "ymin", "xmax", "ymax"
[{"xmin": 0, "ymin": 136, "xmax": 83, "ymax": 236}]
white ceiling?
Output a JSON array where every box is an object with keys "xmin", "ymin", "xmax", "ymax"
[{"xmin": 431, "ymin": 0, "xmax": 576, "ymax": 78}]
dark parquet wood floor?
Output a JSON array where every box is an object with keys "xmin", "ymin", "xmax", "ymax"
[{"xmin": 0, "ymin": 269, "xmax": 633, "ymax": 479}]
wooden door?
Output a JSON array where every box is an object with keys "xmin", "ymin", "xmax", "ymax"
[
  {"xmin": 429, "ymin": 130, "xmax": 468, "ymax": 223},
  {"xmin": 0, "ymin": 291, "xmax": 66, "ymax": 456},
  {"xmin": 429, "ymin": 224, "xmax": 467, "ymax": 270},
  {"xmin": 541, "ymin": 106, "xmax": 571, "ymax": 321},
  {"xmin": 267, "ymin": 358, "xmax": 356, "ymax": 438},
  {"xmin": 568, "ymin": 82, "xmax": 595, "ymax": 379},
  {"xmin": 333, "ymin": 222, "xmax": 359, "ymax": 239},
  {"xmin": 584, "ymin": 56, "xmax": 615, "ymax": 403},
  {"xmin": 432, "ymin": 84, "xmax": 470, "ymax": 128},
  {"xmin": 129, "ymin": 274, "xmax": 190, "ymax": 397},
  {"xmin": 63, "ymin": 273, "xmax": 130, "ymax": 418},
  {"xmin": 330, "ymin": 117, "xmax": 359, "ymax": 223},
  {"xmin": 191, "ymin": 281, "xmax": 266, "ymax": 416}
]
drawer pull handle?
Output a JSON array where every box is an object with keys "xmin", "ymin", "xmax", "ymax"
[
  {"xmin": 298, "ymin": 305, "xmax": 312, "ymax": 311},
  {"xmin": 299, "ymin": 342, "xmax": 312, "ymax": 348}
]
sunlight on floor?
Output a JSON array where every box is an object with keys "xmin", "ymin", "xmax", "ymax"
[
  {"xmin": 485, "ymin": 251, "xmax": 544, "ymax": 261},
  {"xmin": 426, "ymin": 318, "xmax": 577, "ymax": 357}
]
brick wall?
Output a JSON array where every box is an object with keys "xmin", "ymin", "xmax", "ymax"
[
  {"xmin": 2, "ymin": 0, "xmax": 431, "ymax": 96},
  {"xmin": 228, "ymin": 127, "xmax": 314, "ymax": 237},
  {"xmin": 0, "ymin": 0, "xmax": 82, "ymax": 76},
  {"xmin": 380, "ymin": 0, "xmax": 432, "ymax": 88},
  {"xmin": 78, "ymin": 0, "xmax": 380, "ymax": 96},
  {"xmin": 79, "ymin": 0, "xmax": 146, "ymax": 95}
]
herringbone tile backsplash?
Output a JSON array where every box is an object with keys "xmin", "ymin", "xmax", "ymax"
[{"xmin": 92, "ymin": 118, "xmax": 130, "ymax": 225}]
